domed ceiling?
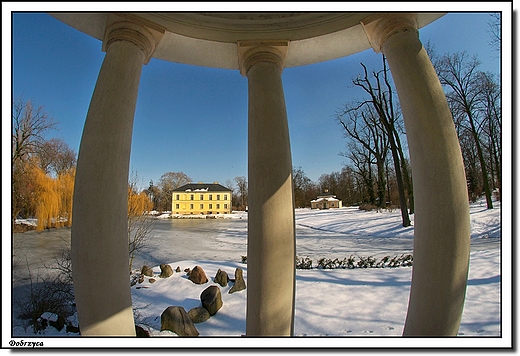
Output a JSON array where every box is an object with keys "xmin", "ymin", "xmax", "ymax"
[{"xmin": 52, "ymin": 12, "xmax": 444, "ymax": 69}]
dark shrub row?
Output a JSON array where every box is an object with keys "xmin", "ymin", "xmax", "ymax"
[
  {"xmin": 241, "ymin": 254, "xmax": 413, "ymax": 269},
  {"xmin": 296, "ymin": 254, "xmax": 413, "ymax": 269}
]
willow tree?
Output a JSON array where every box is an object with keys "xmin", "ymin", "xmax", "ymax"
[
  {"xmin": 32, "ymin": 165, "xmax": 76, "ymax": 231},
  {"xmin": 33, "ymin": 165, "xmax": 60, "ymax": 231},
  {"xmin": 58, "ymin": 168, "xmax": 76, "ymax": 227}
]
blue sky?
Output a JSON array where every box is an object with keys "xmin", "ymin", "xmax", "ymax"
[{"xmin": 8, "ymin": 6, "xmax": 506, "ymax": 190}]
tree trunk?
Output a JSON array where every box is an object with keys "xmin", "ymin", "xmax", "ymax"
[
  {"xmin": 388, "ymin": 133, "xmax": 411, "ymax": 227},
  {"xmin": 396, "ymin": 137, "xmax": 414, "ymax": 214},
  {"xmin": 367, "ymin": 157, "xmax": 376, "ymax": 204},
  {"xmin": 468, "ymin": 112, "xmax": 493, "ymax": 209},
  {"xmin": 376, "ymin": 157, "xmax": 386, "ymax": 208}
]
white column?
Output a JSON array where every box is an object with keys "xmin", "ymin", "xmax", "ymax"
[
  {"xmin": 239, "ymin": 42, "xmax": 296, "ymax": 336},
  {"xmin": 362, "ymin": 14, "xmax": 470, "ymax": 336},
  {"xmin": 71, "ymin": 21, "xmax": 159, "ymax": 336}
]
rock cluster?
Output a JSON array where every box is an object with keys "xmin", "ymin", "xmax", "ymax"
[
  {"xmin": 36, "ymin": 312, "xmax": 79, "ymax": 334},
  {"xmin": 138, "ymin": 263, "xmax": 247, "ymax": 337}
]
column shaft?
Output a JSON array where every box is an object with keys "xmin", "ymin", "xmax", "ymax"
[
  {"xmin": 71, "ymin": 39, "xmax": 145, "ymax": 336},
  {"xmin": 246, "ymin": 60, "xmax": 296, "ymax": 336},
  {"xmin": 382, "ymin": 30, "xmax": 470, "ymax": 336}
]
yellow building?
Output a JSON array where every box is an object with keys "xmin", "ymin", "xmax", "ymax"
[{"xmin": 172, "ymin": 182, "xmax": 232, "ymax": 215}]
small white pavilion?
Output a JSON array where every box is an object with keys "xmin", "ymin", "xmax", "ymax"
[{"xmin": 311, "ymin": 190, "xmax": 342, "ymax": 209}]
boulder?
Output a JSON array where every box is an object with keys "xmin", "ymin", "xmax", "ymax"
[
  {"xmin": 149, "ymin": 278, "xmax": 156, "ymax": 284},
  {"xmin": 188, "ymin": 307, "xmax": 211, "ymax": 324},
  {"xmin": 65, "ymin": 312, "xmax": 80, "ymax": 334},
  {"xmin": 159, "ymin": 264, "xmax": 173, "ymax": 278},
  {"xmin": 66, "ymin": 324, "xmax": 80, "ymax": 334},
  {"xmin": 38, "ymin": 312, "xmax": 66, "ymax": 332},
  {"xmin": 50, "ymin": 315, "xmax": 66, "ymax": 331},
  {"xmin": 229, "ymin": 268, "xmax": 246, "ymax": 294},
  {"xmin": 200, "ymin": 285, "xmax": 223, "ymax": 316},
  {"xmin": 135, "ymin": 324, "xmax": 150, "ymax": 337},
  {"xmin": 214, "ymin": 269, "xmax": 229, "ymax": 287},
  {"xmin": 175, "ymin": 266, "xmax": 181, "ymax": 273},
  {"xmin": 141, "ymin": 265, "xmax": 154, "ymax": 277},
  {"xmin": 188, "ymin": 265, "xmax": 208, "ymax": 284},
  {"xmin": 161, "ymin": 306, "xmax": 199, "ymax": 337}
]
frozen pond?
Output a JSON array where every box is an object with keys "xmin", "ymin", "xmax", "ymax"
[
  {"xmin": 12, "ymin": 208, "xmax": 500, "ymax": 288},
  {"xmin": 134, "ymin": 217, "xmax": 416, "ymax": 268}
]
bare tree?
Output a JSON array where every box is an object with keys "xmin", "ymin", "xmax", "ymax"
[
  {"xmin": 338, "ymin": 165, "xmax": 362, "ymax": 206},
  {"xmin": 479, "ymin": 72, "xmax": 501, "ymax": 200},
  {"xmin": 12, "ymin": 98, "xmax": 57, "ymax": 166},
  {"xmin": 128, "ymin": 172, "xmax": 156, "ymax": 272},
  {"xmin": 224, "ymin": 179, "xmax": 235, "ymax": 191},
  {"xmin": 234, "ymin": 176, "xmax": 248, "ymax": 210},
  {"xmin": 435, "ymin": 52, "xmax": 494, "ymax": 209},
  {"xmin": 37, "ymin": 138, "xmax": 77, "ymax": 177},
  {"xmin": 293, "ymin": 167, "xmax": 317, "ymax": 208},
  {"xmin": 343, "ymin": 143, "xmax": 377, "ymax": 205},
  {"xmin": 157, "ymin": 171, "xmax": 191, "ymax": 211},
  {"xmin": 348, "ymin": 58, "xmax": 412, "ymax": 226},
  {"xmin": 338, "ymin": 104, "xmax": 389, "ymax": 208},
  {"xmin": 487, "ymin": 13, "xmax": 501, "ymax": 54},
  {"xmin": 12, "ymin": 99, "xmax": 57, "ymax": 225}
]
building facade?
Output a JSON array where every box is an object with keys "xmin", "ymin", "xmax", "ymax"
[
  {"xmin": 172, "ymin": 182, "xmax": 232, "ymax": 215},
  {"xmin": 311, "ymin": 190, "xmax": 342, "ymax": 209}
]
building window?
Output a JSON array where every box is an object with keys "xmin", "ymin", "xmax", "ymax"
[
  {"xmin": 209, "ymin": 204, "xmax": 213, "ymax": 209},
  {"xmin": 200, "ymin": 194, "xmax": 204, "ymax": 200},
  {"xmin": 217, "ymin": 204, "xmax": 220, "ymax": 209},
  {"xmin": 175, "ymin": 204, "xmax": 179, "ymax": 209},
  {"xmin": 176, "ymin": 194, "xmax": 180, "ymax": 200},
  {"xmin": 200, "ymin": 204, "xmax": 204, "ymax": 210},
  {"xmin": 190, "ymin": 194, "xmax": 194, "ymax": 200},
  {"xmin": 217, "ymin": 194, "xmax": 220, "ymax": 200},
  {"xmin": 209, "ymin": 194, "xmax": 212, "ymax": 200},
  {"xmin": 224, "ymin": 204, "xmax": 228, "ymax": 209},
  {"xmin": 224, "ymin": 194, "xmax": 227, "ymax": 200},
  {"xmin": 190, "ymin": 204, "xmax": 193, "ymax": 209}
]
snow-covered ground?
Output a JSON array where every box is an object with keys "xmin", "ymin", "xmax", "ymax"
[{"xmin": 6, "ymin": 198, "xmax": 510, "ymax": 349}]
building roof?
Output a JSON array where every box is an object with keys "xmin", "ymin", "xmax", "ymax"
[
  {"xmin": 173, "ymin": 182, "xmax": 232, "ymax": 192},
  {"xmin": 311, "ymin": 197, "xmax": 340, "ymax": 203}
]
